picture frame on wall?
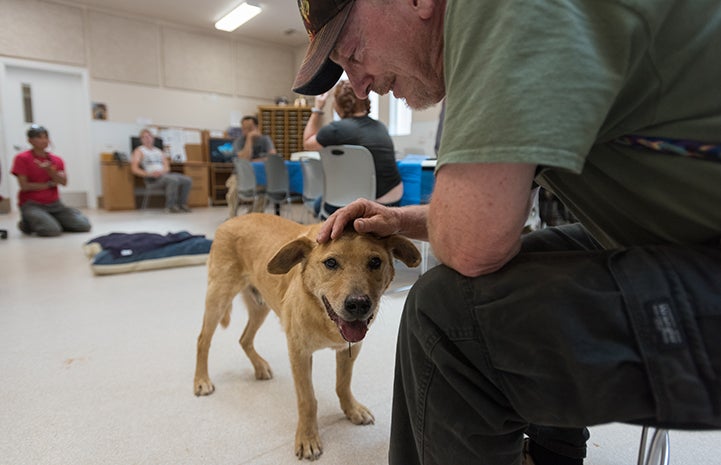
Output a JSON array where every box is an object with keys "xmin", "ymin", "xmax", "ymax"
[{"xmin": 92, "ymin": 102, "xmax": 107, "ymax": 120}]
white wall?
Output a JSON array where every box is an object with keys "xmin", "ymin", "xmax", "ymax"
[{"xmin": 89, "ymin": 80, "xmax": 272, "ymax": 130}]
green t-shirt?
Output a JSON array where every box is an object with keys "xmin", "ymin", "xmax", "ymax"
[{"xmin": 440, "ymin": 0, "xmax": 721, "ymax": 248}]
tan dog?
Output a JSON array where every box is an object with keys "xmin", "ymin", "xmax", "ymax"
[{"xmin": 194, "ymin": 213, "xmax": 421, "ymax": 460}]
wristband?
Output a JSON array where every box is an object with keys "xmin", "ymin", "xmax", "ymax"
[{"xmin": 311, "ymin": 108, "xmax": 324, "ymax": 115}]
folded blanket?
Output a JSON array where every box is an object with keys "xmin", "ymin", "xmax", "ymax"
[
  {"xmin": 83, "ymin": 231, "xmax": 212, "ymax": 276},
  {"xmin": 87, "ymin": 231, "xmax": 205, "ymax": 258}
]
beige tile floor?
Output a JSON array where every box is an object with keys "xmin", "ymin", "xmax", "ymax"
[{"xmin": 0, "ymin": 206, "xmax": 718, "ymax": 465}]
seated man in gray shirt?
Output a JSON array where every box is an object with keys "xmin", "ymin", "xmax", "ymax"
[{"xmin": 233, "ymin": 115, "xmax": 277, "ymax": 160}]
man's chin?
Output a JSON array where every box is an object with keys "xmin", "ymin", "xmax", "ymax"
[
  {"xmin": 390, "ymin": 80, "xmax": 443, "ymax": 110},
  {"xmin": 394, "ymin": 92, "xmax": 441, "ymax": 111}
]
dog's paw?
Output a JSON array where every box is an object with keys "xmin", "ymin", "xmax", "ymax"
[
  {"xmin": 295, "ymin": 434, "xmax": 323, "ymax": 461},
  {"xmin": 252, "ymin": 360, "xmax": 273, "ymax": 380},
  {"xmin": 344, "ymin": 402, "xmax": 375, "ymax": 425},
  {"xmin": 194, "ymin": 378, "xmax": 215, "ymax": 396}
]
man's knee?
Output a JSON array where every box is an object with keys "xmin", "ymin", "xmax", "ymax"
[
  {"xmin": 22, "ymin": 210, "xmax": 62, "ymax": 237},
  {"xmin": 34, "ymin": 221, "xmax": 63, "ymax": 236},
  {"xmin": 403, "ymin": 265, "xmax": 477, "ymax": 333},
  {"xmin": 64, "ymin": 219, "xmax": 91, "ymax": 232}
]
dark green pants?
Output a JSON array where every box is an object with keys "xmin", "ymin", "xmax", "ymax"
[{"xmin": 390, "ymin": 224, "xmax": 721, "ymax": 465}]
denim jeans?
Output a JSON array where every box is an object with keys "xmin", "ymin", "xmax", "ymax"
[{"xmin": 20, "ymin": 201, "xmax": 91, "ymax": 236}]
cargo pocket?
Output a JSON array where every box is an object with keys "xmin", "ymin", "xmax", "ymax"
[{"xmin": 608, "ymin": 245, "xmax": 721, "ymax": 427}]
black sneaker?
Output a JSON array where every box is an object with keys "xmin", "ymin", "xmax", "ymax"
[
  {"xmin": 178, "ymin": 205, "xmax": 192, "ymax": 213},
  {"xmin": 17, "ymin": 220, "xmax": 31, "ymax": 235}
]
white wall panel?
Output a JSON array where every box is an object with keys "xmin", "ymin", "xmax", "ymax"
[
  {"xmin": 0, "ymin": 0, "xmax": 84, "ymax": 65},
  {"xmin": 162, "ymin": 27, "xmax": 234, "ymax": 95},
  {"xmin": 236, "ymin": 42, "xmax": 295, "ymax": 100},
  {"xmin": 90, "ymin": 80, "xmax": 272, "ymax": 130},
  {"xmin": 88, "ymin": 12, "xmax": 160, "ymax": 86}
]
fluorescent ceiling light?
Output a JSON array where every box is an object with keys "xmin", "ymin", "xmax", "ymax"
[{"xmin": 215, "ymin": 2, "xmax": 262, "ymax": 32}]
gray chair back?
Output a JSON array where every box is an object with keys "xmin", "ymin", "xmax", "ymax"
[
  {"xmin": 264, "ymin": 154, "xmax": 299, "ymax": 217},
  {"xmin": 319, "ymin": 145, "xmax": 376, "ymax": 219},
  {"xmin": 265, "ymin": 154, "xmax": 289, "ymax": 201},
  {"xmin": 229, "ymin": 157, "xmax": 261, "ymax": 216},
  {"xmin": 232, "ymin": 158, "xmax": 257, "ymax": 200},
  {"xmin": 300, "ymin": 157, "xmax": 324, "ymax": 221}
]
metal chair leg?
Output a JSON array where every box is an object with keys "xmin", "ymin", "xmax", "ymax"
[
  {"xmin": 638, "ymin": 426, "xmax": 670, "ymax": 465},
  {"xmin": 420, "ymin": 241, "xmax": 430, "ymax": 275}
]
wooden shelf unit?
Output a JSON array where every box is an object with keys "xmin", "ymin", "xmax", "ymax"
[
  {"xmin": 209, "ymin": 163, "xmax": 234, "ymax": 206},
  {"xmin": 258, "ymin": 105, "xmax": 312, "ymax": 159}
]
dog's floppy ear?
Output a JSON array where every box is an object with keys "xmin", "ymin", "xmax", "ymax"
[
  {"xmin": 267, "ymin": 236, "xmax": 315, "ymax": 274},
  {"xmin": 386, "ymin": 235, "xmax": 422, "ymax": 268}
]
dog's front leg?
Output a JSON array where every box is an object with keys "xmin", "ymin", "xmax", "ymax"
[
  {"xmin": 336, "ymin": 343, "xmax": 374, "ymax": 425},
  {"xmin": 289, "ymin": 345, "xmax": 322, "ymax": 460}
]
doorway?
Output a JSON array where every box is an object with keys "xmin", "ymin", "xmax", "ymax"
[{"xmin": 0, "ymin": 58, "xmax": 93, "ymax": 209}]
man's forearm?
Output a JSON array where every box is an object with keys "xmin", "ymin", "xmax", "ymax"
[
  {"xmin": 22, "ymin": 180, "xmax": 56, "ymax": 191},
  {"xmin": 396, "ymin": 205, "xmax": 430, "ymax": 241},
  {"xmin": 47, "ymin": 170, "xmax": 67, "ymax": 186},
  {"xmin": 237, "ymin": 142, "xmax": 253, "ymax": 160}
]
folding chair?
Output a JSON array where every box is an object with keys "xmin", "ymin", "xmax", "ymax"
[
  {"xmin": 299, "ymin": 157, "xmax": 324, "ymax": 223},
  {"xmin": 135, "ymin": 177, "xmax": 166, "ymax": 209},
  {"xmin": 637, "ymin": 426, "xmax": 670, "ymax": 465},
  {"xmin": 228, "ymin": 158, "xmax": 262, "ymax": 217},
  {"xmin": 319, "ymin": 145, "xmax": 376, "ymax": 220},
  {"xmin": 264, "ymin": 154, "xmax": 300, "ymax": 219}
]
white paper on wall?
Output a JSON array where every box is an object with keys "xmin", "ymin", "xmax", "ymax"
[{"xmin": 159, "ymin": 127, "xmax": 187, "ymax": 162}]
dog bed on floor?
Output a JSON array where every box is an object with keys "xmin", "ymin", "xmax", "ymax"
[{"xmin": 83, "ymin": 231, "xmax": 212, "ymax": 275}]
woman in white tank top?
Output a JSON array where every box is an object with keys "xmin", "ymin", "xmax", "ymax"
[{"xmin": 130, "ymin": 128, "xmax": 193, "ymax": 212}]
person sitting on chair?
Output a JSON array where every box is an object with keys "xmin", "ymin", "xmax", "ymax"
[
  {"xmin": 303, "ymin": 79, "xmax": 403, "ymax": 216},
  {"xmin": 224, "ymin": 116, "xmax": 278, "ymax": 217},
  {"xmin": 11, "ymin": 124, "xmax": 91, "ymax": 237},
  {"xmin": 233, "ymin": 115, "xmax": 277, "ymax": 160},
  {"xmin": 130, "ymin": 128, "xmax": 192, "ymax": 213},
  {"xmin": 293, "ymin": 1, "xmax": 721, "ymax": 464}
]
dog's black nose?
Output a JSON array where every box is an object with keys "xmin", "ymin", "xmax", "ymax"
[{"xmin": 344, "ymin": 295, "xmax": 371, "ymax": 317}]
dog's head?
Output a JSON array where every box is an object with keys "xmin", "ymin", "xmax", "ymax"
[{"xmin": 267, "ymin": 229, "xmax": 421, "ymax": 343}]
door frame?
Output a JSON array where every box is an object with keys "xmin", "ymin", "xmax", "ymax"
[{"xmin": 0, "ymin": 57, "xmax": 94, "ymax": 208}]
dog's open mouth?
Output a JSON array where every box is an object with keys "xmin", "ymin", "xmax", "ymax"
[{"xmin": 322, "ymin": 296, "xmax": 372, "ymax": 343}]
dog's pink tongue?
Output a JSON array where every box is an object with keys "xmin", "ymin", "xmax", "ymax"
[{"xmin": 339, "ymin": 320, "xmax": 368, "ymax": 343}]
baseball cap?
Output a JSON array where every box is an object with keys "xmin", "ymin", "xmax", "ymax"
[
  {"xmin": 292, "ymin": 0, "xmax": 355, "ymax": 96},
  {"xmin": 27, "ymin": 124, "xmax": 48, "ymax": 138}
]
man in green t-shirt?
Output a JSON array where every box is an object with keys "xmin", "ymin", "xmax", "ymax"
[{"xmin": 292, "ymin": 1, "xmax": 721, "ymax": 464}]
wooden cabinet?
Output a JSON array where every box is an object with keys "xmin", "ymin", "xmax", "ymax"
[
  {"xmin": 100, "ymin": 159, "xmax": 210, "ymax": 210},
  {"xmin": 209, "ymin": 163, "xmax": 234, "ymax": 206},
  {"xmin": 258, "ymin": 106, "xmax": 312, "ymax": 159},
  {"xmin": 178, "ymin": 162, "xmax": 209, "ymax": 207},
  {"xmin": 100, "ymin": 161, "xmax": 135, "ymax": 210}
]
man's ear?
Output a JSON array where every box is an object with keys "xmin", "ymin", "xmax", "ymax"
[
  {"xmin": 386, "ymin": 235, "xmax": 422, "ymax": 268},
  {"xmin": 267, "ymin": 237, "xmax": 315, "ymax": 274}
]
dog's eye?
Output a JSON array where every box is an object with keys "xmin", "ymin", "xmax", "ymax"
[
  {"xmin": 368, "ymin": 256, "xmax": 382, "ymax": 270},
  {"xmin": 324, "ymin": 258, "xmax": 338, "ymax": 270}
]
